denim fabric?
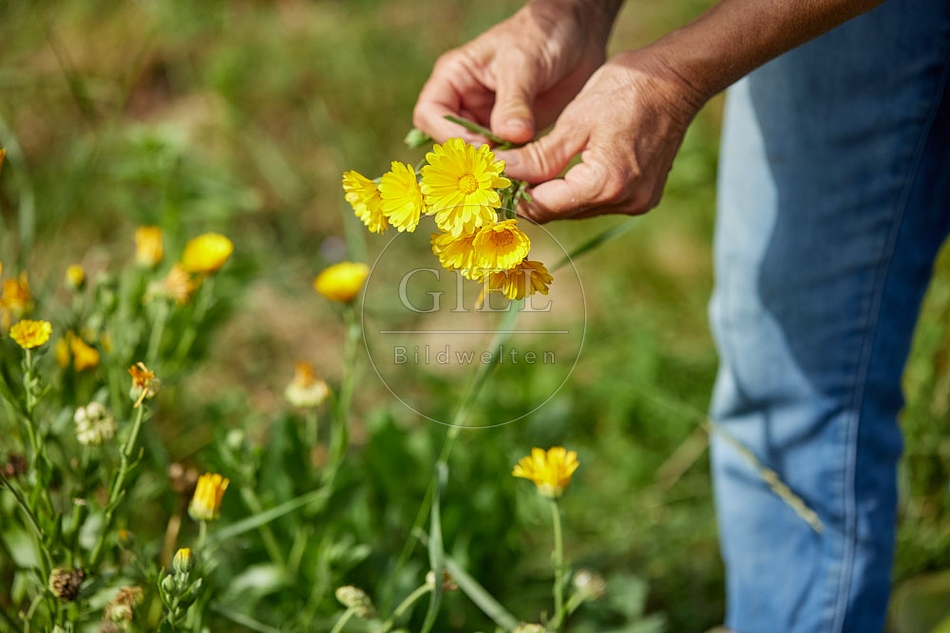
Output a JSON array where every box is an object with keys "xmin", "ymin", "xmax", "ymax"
[{"xmin": 709, "ymin": 0, "xmax": 950, "ymax": 631}]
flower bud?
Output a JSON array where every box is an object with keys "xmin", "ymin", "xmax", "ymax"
[
  {"xmin": 65, "ymin": 265, "xmax": 86, "ymax": 291},
  {"xmin": 173, "ymin": 547, "xmax": 195, "ymax": 575},
  {"xmin": 572, "ymin": 569, "xmax": 607, "ymax": 600},
  {"xmin": 335, "ymin": 585, "xmax": 376, "ymax": 618}
]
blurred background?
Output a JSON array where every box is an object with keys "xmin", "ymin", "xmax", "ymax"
[{"xmin": 1, "ymin": 0, "xmax": 948, "ymax": 630}]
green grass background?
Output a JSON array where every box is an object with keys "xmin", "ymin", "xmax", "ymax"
[{"xmin": 1, "ymin": 0, "xmax": 948, "ymax": 631}]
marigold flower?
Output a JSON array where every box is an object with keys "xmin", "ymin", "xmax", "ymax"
[
  {"xmin": 1, "ymin": 272, "xmax": 33, "ymax": 330},
  {"xmin": 161, "ymin": 263, "xmax": 200, "ymax": 305},
  {"xmin": 69, "ymin": 334, "xmax": 100, "ymax": 371},
  {"xmin": 49, "ymin": 567, "xmax": 84, "ymax": 602},
  {"xmin": 64, "ymin": 264, "xmax": 85, "ymax": 290},
  {"xmin": 512, "ymin": 446, "xmax": 580, "ymax": 499},
  {"xmin": 10, "ymin": 319, "xmax": 52, "ymax": 349},
  {"xmin": 343, "ymin": 170, "xmax": 389, "ymax": 234},
  {"xmin": 379, "ymin": 161, "xmax": 426, "ymax": 232},
  {"xmin": 431, "ymin": 231, "xmax": 481, "ymax": 279},
  {"xmin": 314, "ymin": 261, "xmax": 369, "ymax": 303},
  {"xmin": 133, "ymin": 226, "xmax": 165, "ymax": 268},
  {"xmin": 181, "ymin": 232, "xmax": 233, "ymax": 274},
  {"xmin": 485, "ymin": 259, "xmax": 554, "ymax": 301},
  {"xmin": 74, "ymin": 402, "xmax": 116, "ymax": 446},
  {"xmin": 128, "ymin": 362, "xmax": 160, "ymax": 407},
  {"xmin": 285, "ymin": 361, "xmax": 331, "ymax": 408},
  {"xmin": 421, "ymin": 138, "xmax": 510, "ymax": 237},
  {"xmin": 472, "ymin": 219, "xmax": 531, "ymax": 272},
  {"xmin": 188, "ymin": 472, "xmax": 229, "ymax": 521}
]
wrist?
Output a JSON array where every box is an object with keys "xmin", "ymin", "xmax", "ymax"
[{"xmin": 526, "ymin": 0, "xmax": 624, "ymax": 43}]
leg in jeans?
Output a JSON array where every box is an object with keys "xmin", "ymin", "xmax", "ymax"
[{"xmin": 709, "ymin": 0, "xmax": 950, "ymax": 631}]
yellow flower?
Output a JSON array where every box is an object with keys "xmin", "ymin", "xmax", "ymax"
[
  {"xmin": 421, "ymin": 138, "xmax": 510, "ymax": 237},
  {"xmin": 181, "ymin": 232, "xmax": 233, "ymax": 274},
  {"xmin": 9, "ymin": 319, "xmax": 52, "ymax": 350},
  {"xmin": 172, "ymin": 547, "xmax": 195, "ymax": 575},
  {"xmin": 1, "ymin": 272, "xmax": 33, "ymax": 331},
  {"xmin": 486, "ymin": 259, "xmax": 554, "ymax": 301},
  {"xmin": 188, "ymin": 472, "xmax": 229, "ymax": 521},
  {"xmin": 285, "ymin": 361, "xmax": 331, "ymax": 408},
  {"xmin": 343, "ymin": 170, "xmax": 388, "ymax": 234},
  {"xmin": 129, "ymin": 362, "xmax": 160, "ymax": 407},
  {"xmin": 472, "ymin": 219, "xmax": 531, "ymax": 273},
  {"xmin": 512, "ymin": 446, "xmax": 580, "ymax": 499},
  {"xmin": 314, "ymin": 262, "xmax": 369, "ymax": 303},
  {"xmin": 379, "ymin": 161, "xmax": 426, "ymax": 232},
  {"xmin": 65, "ymin": 265, "xmax": 86, "ymax": 290},
  {"xmin": 162, "ymin": 263, "xmax": 200, "ymax": 305},
  {"xmin": 430, "ymin": 231, "xmax": 481, "ymax": 279},
  {"xmin": 134, "ymin": 226, "xmax": 164, "ymax": 268},
  {"xmin": 0, "ymin": 148, "xmax": 5, "ymax": 173},
  {"xmin": 70, "ymin": 334, "xmax": 100, "ymax": 371}
]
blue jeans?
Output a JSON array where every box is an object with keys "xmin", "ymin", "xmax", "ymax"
[{"xmin": 709, "ymin": 0, "xmax": 950, "ymax": 631}]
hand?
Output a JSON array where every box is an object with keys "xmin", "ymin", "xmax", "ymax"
[
  {"xmin": 412, "ymin": 0, "xmax": 620, "ymax": 145},
  {"xmin": 497, "ymin": 48, "xmax": 707, "ymax": 223}
]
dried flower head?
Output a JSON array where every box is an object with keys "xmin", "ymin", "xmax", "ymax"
[
  {"xmin": 426, "ymin": 569, "xmax": 458, "ymax": 592},
  {"xmin": 572, "ymin": 569, "xmax": 607, "ymax": 600},
  {"xmin": 9, "ymin": 319, "xmax": 52, "ymax": 350},
  {"xmin": 181, "ymin": 232, "xmax": 233, "ymax": 274},
  {"xmin": 188, "ymin": 472, "xmax": 229, "ymax": 522},
  {"xmin": 160, "ymin": 263, "xmax": 200, "ymax": 305},
  {"xmin": 335, "ymin": 586, "xmax": 376, "ymax": 618},
  {"xmin": 49, "ymin": 567, "xmax": 85, "ymax": 602},
  {"xmin": 512, "ymin": 446, "xmax": 580, "ymax": 499},
  {"xmin": 314, "ymin": 262, "xmax": 369, "ymax": 303},
  {"xmin": 74, "ymin": 402, "xmax": 117, "ymax": 447},
  {"xmin": 284, "ymin": 361, "xmax": 331, "ymax": 408},
  {"xmin": 128, "ymin": 362, "xmax": 160, "ymax": 407},
  {"xmin": 513, "ymin": 624, "xmax": 546, "ymax": 633},
  {"xmin": 134, "ymin": 226, "xmax": 165, "ymax": 268},
  {"xmin": 104, "ymin": 586, "xmax": 143, "ymax": 626}
]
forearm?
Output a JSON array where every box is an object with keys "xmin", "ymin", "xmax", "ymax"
[{"xmin": 646, "ymin": 0, "xmax": 886, "ymax": 101}]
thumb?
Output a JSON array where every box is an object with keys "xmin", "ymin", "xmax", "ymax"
[
  {"xmin": 495, "ymin": 123, "xmax": 587, "ymax": 184},
  {"xmin": 489, "ymin": 57, "xmax": 539, "ymax": 145}
]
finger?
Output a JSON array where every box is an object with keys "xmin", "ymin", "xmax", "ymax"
[
  {"xmin": 494, "ymin": 123, "xmax": 588, "ymax": 184},
  {"xmin": 489, "ymin": 51, "xmax": 539, "ymax": 145},
  {"xmin": 414, "ymin": 59, "xmax": 493, "ymax": 143},
  {"xmin": 517, "ymin": 160, "xmax": 628, "ymax": 223}
]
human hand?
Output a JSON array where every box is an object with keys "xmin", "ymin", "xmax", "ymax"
[
  {"xmin": 497, "ymin": 48, "xmax": 707, "ymax": 223},
  {"xmin": 412, "ymin": 0, "xmax": 621, "ymax": 146}
]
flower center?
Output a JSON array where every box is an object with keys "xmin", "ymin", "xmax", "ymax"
[
  {"xmin": 458, "ymin": 173, "xmax": 479, "ymax": 195},
  {"xmin": 492, "ymin": 231, "xmax": 514, "ymax": 247}
]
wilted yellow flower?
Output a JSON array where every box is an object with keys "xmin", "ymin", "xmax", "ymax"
[
  {"xmin": 188, "ymin": 472, "xmax": 229, "ymax": 521},
  {"xmin": 1, "ymin": 272, "xmax": 32, "ymax": 330},
  {"xmin": 64, "ymin": 265, "xmax": 85, "ymax": 290},
  {"xmin": 128, "ymin": 362, "xmax": 160, "ymax": 407},
  {"xmin": 512, "ymin": 446, "xmax": 580, "ymax": 499},
  {"xmin": 485, "ymin": 259, "xmax": 553, "ymax": 301},
  {"xmin": 48, "ymin": 567, "xmax": 84, "ymax": 602},
  {"xmin": 10, "ymin": 319, "xmax": 52, "ymax": 350},
  {"xmin": 162, "ymin": 263, "xmax": 200, "ymax": 305},
  {"xmin": 181, "ymin": 232, "xmax": 233, "ymax": 274},
  {"xmin": 431, "ymin": 231, "xmax": 480, "ymax": 279},
  {"xmin": 314, "ymin": 262, "xmax": 369, "ymax": 303},
  {"xmin": 472, "ymin": 219, "xmax": 531, "ymax": 272},
  {"xmin": 69, "ymin": 334, "xmax": 100, "ymax": 371},
  {"xmin": 343, "ymin": 170, "xmax": 389, "ymax": 234},
  {"xmin": 285, "ymin": 361, "xmax": 331, "ymax": 408},
  {"xmin": 134, "ymin": 226, "xmax": 165, "ymax": 268},
  {"xmin": 379, "ymin": 161, "xmax": 426, "ymax": 232},
  {"xmin": 421, "ymin": 138, "xmax": 510, "ymax": 237}
]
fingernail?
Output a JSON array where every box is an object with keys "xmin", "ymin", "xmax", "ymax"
[{"xmin": 506, "ymin": 118, "xmax": 529, "ymax": 130}]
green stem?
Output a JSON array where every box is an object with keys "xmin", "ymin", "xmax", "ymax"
[
  {"xmin": 378, "ymin": 584, "xmax": 433, "ymax": 633},
  {"xmin": 328, "ymin": 607, "xmax": 356, "ymax": 633},
  {"xmin": 324, "ymin": 306, "xmax": 359, "ymax": 483},
  {"xmin": 550, "ymin": 499, "xmax": 565, "ymax": 632},
  {"xmin": 239, "ymin": 486, "xmax": 286, "ymax": 568},
  {"xmin": 145, "ymin": 299, "xmax": 170, "ymax": 366},
  {"xmin": 197, "ymin": 520, "xmax": 208, "ymax": 552},
  {"xmin": 173, "ymin": 275, "xmax": 214, "ymax": 367},
  {"xmin": 89, "ymin": 403, "xmax": 146, "ymax": 567}
]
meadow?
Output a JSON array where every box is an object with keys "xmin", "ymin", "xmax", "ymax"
[{"xmin": 1, "ymin": 1, "xmax": 948, "ymax": 631}]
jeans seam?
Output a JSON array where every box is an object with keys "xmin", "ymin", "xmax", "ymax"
[{"xmin": 830, "ymin": 46, "xmax": 950, "ymax": 633}]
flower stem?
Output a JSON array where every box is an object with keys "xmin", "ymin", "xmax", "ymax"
[
  {"xmin": 378, "ymin": 584, "xmax": 433, "ymax": 633},
  {"xmin": 239, "ymin": 486, "xmax": 286, "ymax": 568},
  {"xmin": 328, "ymin": 607, "xmax": 356, "ymax": 633},
  {"xmin": 89, "ymin": 403, "xmax": 146, "ymax": 567},
  {"xmin": 146, "ymin": 298, "xmax": 170, "ymax": 366},
  {"xmin": 550, "ymin": 498, "xmax": 565, "ymax": 632},
  {"xmin": 324, "ymin": 305, "xmax": 359, "ymax": 483}
]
